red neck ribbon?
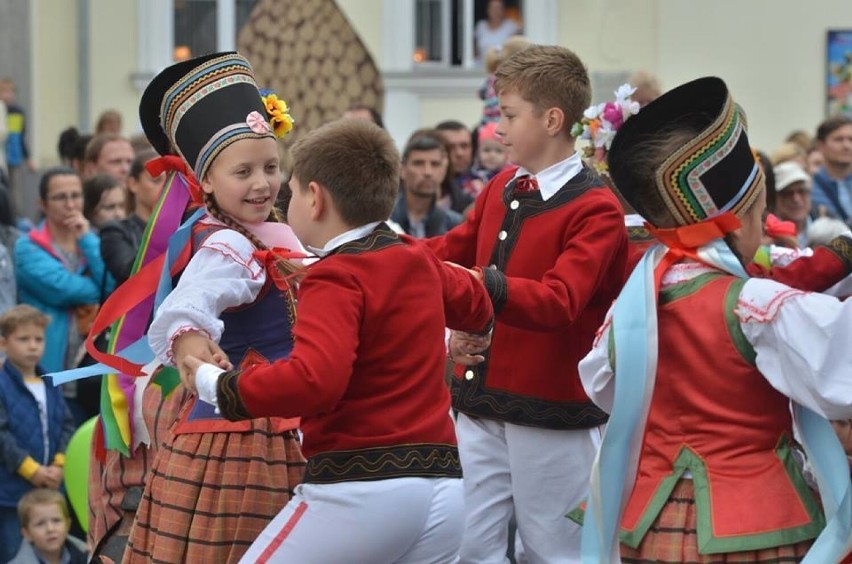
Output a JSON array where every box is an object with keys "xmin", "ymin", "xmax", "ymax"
[{"xmin": 644, "ymin": 212, "xmax": 742, "ymax": 289}]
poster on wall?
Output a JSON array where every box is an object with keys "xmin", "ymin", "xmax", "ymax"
[{"xmin": 827, "ymin": 30, "xmax": 852, "ymax": 117}]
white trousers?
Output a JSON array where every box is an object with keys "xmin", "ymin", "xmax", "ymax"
[
  {"xmin": 456, "ymin": 413, "xmax": 602, "ymax": 564},
  {"xmin": 239, "ymin": 477, "xmax": 464, "ymax": 564}
]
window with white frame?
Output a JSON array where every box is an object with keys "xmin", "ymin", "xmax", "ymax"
[
  {"xmin": 413, "ymin": 0, "xmax": 523, "ymax": 68},
  {"xmin": 173, "ymin": 0, "xmax": 261, "ymax": 61}
]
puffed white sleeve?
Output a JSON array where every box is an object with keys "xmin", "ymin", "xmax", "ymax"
[
  {"xmin": 578, "ymin": 310, "xmax": 616, "ymax": 414},
  {"xmin": 148, "ymin": 229, "xmax": 267, "ymax": 365},
  {"xmin": 738, "ymin": 277, "xmax": 852, "ymax": 420}
]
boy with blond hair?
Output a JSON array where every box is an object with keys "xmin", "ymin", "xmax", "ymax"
[
  {"xmin": 0, "ymin": 305, "xmax": 75, "ymax": 561},
  {"xmin": 11, "ymin": 489, "xmax": 87, "ymax": 563},
  {"xmin": 427, "ymin": 45, "xmax": 629, "ymax": 562},
  {"xmin": 182, "ymin": 119, "xmax": 494, "ymax": 562}
]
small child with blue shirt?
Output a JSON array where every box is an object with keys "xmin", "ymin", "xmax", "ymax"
[{"xmin": 0, "ymin": 305, "xmax": 74, "ymax": 562}]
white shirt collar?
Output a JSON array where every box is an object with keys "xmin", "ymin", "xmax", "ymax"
[
  {"xmin": 624, "ymin": 214, "xmax": 646, "ymax": 227},
  {"xmin": 306, "ymin": 221, "xmax": 383, "ymax": 258},
  {"xmin": 511, "ymin": 152, "xmax": 584, "ymax": 201}
]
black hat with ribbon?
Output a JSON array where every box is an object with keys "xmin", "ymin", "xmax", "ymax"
[
  {"xmin": 139, "ymin": 52, "xmax": 293, "ymax": 180},
  {"xmin": 607, "ymin": 76, "xmax": 763, "ymax": 229}
]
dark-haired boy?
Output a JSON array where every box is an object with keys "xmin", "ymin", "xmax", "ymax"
[{"xmin": 184, "ymin": 119, "xmax": 494, "ymax": 562}]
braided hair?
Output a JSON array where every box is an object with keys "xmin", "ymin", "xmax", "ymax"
[{"xmin": 203, "ymin": 193, "xmax": 302, "ymax": 279}]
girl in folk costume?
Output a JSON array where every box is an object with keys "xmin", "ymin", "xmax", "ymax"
[
  {"xmin": 577, "ymin": 77, "xmax": 852, "ymax": 563},
  {"xmin": 574, "ymin": 86, "xmax": 852, "ymax": 291},
  {"xmin": 124, "ymin": 52, "xmax": 305, "ymax": 563}
]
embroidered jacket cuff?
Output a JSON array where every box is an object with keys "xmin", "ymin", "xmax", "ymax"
[
  {"xmin": 217, "ymin": 369, "xmax": 254, "ymax": 421},
  {"xmin": 18, "ymin": 457, "xmax": 40, "ymax": 480},
  {"xmin": 480, "ymin": 266, "xmax": 508, "ymax": 315},
  {"xmin": 52, "ymin": 454, "xmax": 65, "ymax": 467},
  {"xmin": 825, "ymin": 235, "xmax": 852, "ymax": 272},
  {"xmin": 476, "ymin": 317, "xmax": 495, "ymax": 337}
]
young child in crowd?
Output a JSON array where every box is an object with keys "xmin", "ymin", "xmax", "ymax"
[
  {"xmin": 121, "ymin": 52, "xmax": 306, "ymax": 563},
  {"xmin": 10, "ymin": 489, "xmax": 87, "ymax": 564},
  {"xmin": 0, "ymin": 305, "xmax": 75, "ymax": 562},
  {"xmin": 182, "ymin": 117, "xmax": 494, "ymax": 563},
  {"xmin": 426, "ymin": 45, "xmax": 629, "ymax": 562},
  {"xmin": 579, "ymin": 76, "xmax": 852, "ymax": 562},
  {"xmin": 477, "ymin": 35, "xmax": 533, "ymax": 127},
  {"xmin": 466, "ymin": 122, "xmax": 509, "ymax": 197}
]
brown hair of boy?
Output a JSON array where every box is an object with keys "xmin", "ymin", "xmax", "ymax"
[
  {"xmin": 17, "ymin": 488, "xmax": 70, "ymax": 528},
  {"xmin": 494, "ymin": 45, "xmax": 591, "ymax": 133},
  {"xmin": 0, "ymin": 305, "xmax": 49, "ymax": 338},
  {"xmin": 291, "ymin": 119, "xmax": 399, "ymax": 226}
]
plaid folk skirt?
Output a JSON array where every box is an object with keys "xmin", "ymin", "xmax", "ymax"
[
  {"xmin": 620, "ymin": 479, "xmax": 813, "ymax": 563},
  {"xmin": 123, "ymin": 416, "xmax": 305, "ymax": 564}
]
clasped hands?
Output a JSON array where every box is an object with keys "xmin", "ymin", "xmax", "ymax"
[
  {"xmin": 171, "ymin": 331, "xmax": 233, "ymax": 394},
  {"xmin": 448, "ymin": 331, "xmax": 491, "ymax": 365},
  {"xmin": 31, "ymin": 465, "xmax": 63, "ymax": 489}
]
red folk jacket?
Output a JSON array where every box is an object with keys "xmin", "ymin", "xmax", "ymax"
[{"xmin": 427, "ymin": 166, "xmax": 628, "ymax": 429}]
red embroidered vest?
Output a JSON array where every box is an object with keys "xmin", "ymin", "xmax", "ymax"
[{"xmin": 619, "ymin": 273, "xmax": 824, "ymax": 554}]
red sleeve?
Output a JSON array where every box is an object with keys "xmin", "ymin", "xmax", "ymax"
[
  {"xmin": 746, "ymin": 237, "xmax": 852, "ymax": 292},
  {"xmin": 431, "ymin": 254, "xmax": 493, "ymax": 333},
  {"xmin": 480, "ymin": 190, "xmax": 628, "ymax": 332},
  {"xmin": 218, "ymin": 263, "xmax": 361, "ymax": 419},
  {"xmin": 424, "ymin": 167, "xmax": 516, "ymax": 265}
]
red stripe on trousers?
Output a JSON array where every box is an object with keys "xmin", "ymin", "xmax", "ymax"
[{"xmin": 257, "ymin": 501, "xmax": 309, "ymax": 563}]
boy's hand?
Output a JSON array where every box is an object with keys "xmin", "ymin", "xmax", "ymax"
[
  {"xmin": 30, "ymin": 466, "xmax": 60, "ymax": 489},
  {"xmin": 444, "ymin": 261, "xmax": 483, "ymax": 281},
  {"xmin": 449, "ymin": 331, "xmax": 491, "ymax": 365},
  {"xmin": 181, "ymin": 355, "xmax": 209, "ymax": 393},
  {"xmin": 46, "ymin": 465, "xmax": 64, "ymax": 487},
  {"xmin": 172, "ymin": 331, "xmax": 232, "ymax": 388},
  {"xmin": 444, "ymin": 261, "xmax": 483, "ymax": 279}
]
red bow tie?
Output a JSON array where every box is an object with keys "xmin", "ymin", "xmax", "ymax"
[{"xmin": 515, "ymin": 175, "xmax": 539, "ymax": 193}]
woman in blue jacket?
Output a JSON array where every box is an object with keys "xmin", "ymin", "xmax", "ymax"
[{"xmin": 15, "ymin": 167, "xmax": 112, "ymax": 375}]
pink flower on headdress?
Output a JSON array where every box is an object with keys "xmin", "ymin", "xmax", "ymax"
[
  {"xmin": 601, "ymin": 102, "xmax": 624, "ymax": 129},
  {"xmin": 570, "ymin": 83, "xmax": 640, "ymax": 174},
  {"xmin": 246, "ymin": 111, "xmax": 272, "ymax": 134}
]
